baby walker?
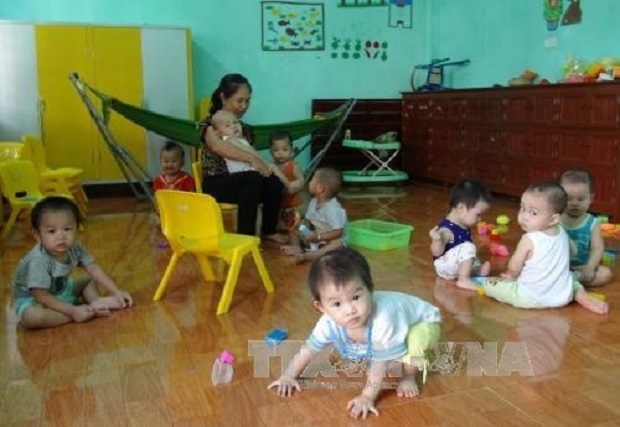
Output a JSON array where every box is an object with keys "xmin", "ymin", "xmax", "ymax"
[{"xmin": 341, "ymin": 130, "xmax": 409, "ymax": 184}]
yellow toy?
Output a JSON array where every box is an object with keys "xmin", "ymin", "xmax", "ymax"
[{"xmin": 496, "ymin": 214, "xmax": 510, "ymax": 225}]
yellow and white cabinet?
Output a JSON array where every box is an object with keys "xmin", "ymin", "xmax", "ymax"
[{"xmin": 0, "ymin": 22, "xmax": 193, "ymax": 182}]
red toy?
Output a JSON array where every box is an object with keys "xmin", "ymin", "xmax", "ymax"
[{"xmin": 490, "ymin": 243, "xmax": 510, "ymax": 257}]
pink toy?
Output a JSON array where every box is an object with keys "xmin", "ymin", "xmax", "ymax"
[
  {"xmin": 490, "ymin": 243, "xmax": 510, "ymax": 257},
  {"xmin": 477, "ymin": 222, "xmax": 491, "ymax": 235}
]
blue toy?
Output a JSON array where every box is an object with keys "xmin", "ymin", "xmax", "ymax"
[
  {"xmin": 265, "ymin": 328, "xmax": 288, "ymax": 345},
  {"xmin": 471, "ymin": 276, "xmax": 487, "ymax": 286}
]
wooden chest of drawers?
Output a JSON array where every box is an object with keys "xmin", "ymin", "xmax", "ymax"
[{"xmin": 402, "ymin": 83, "xmax": 620, "ymax": 218}]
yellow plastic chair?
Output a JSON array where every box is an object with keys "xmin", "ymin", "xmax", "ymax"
[
  {"xmin": 0, "ymin": 142, "xmax": 30, "ymax": 225},
  {"xmin": 0, "ymin": 142, "xmax": 29, "ymax": 161},
  {"xmin": 0, "ymin": 160, "xmax": 70, "ymax": 239},
  {"xmin": 191, "ymin": 159, "xmax": 238, "ymax": 226},
  {"xmin": 21, "ymin": 135, "xmax": 88, "ymax": 216},
  {"xmin": 153, "ymin": 190, "xmax": 274, "ymax": 315}
]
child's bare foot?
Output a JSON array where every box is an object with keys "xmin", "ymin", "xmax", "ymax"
[
  {"xmin": 91, "ymin": 296, "xmax": 128, "ymax": 311},
  {"xmin": 396, "ymin": 375, "xmax": 419, "ymax": 398},
  {"xmin": 479, "ymin": 261, "xmax": 491, "ymax": 277},
  {"xmin": 456, "ymin": 278, "xmax": 480, "ymax": 291},
  {"xmin": 92, "ymin": 306, "xmax": 111, "ymax": 317},
  {"xmin": 575, "ymin": 290, "xmax": 609, "ymax": 314},
  {"xmin": 283, "ymin": 253, "xmax": 308, "ymax": 266}
]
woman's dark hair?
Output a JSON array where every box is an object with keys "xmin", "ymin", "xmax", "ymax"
[
  {"xmin": 209, "ymin": 73, "xmax": 252, "ymax": 117},
  {"xmin": 31, "ymin": 196, "xmax": 82, "ymax": 230},
  {"xmin": 307, "ymin": 247, "xmax": 373, "ymax": 302}
]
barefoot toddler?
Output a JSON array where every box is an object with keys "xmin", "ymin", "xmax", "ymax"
[
  {"xmin": 12, "ymin": 196, "xmax": 133, "ymax": 329},
  {"xmin": 430, "ymin": 178, "xmax": 492, "ymax": 289},
  {"xmin": 268, "ymin": 247, "xmax": 441, "ymax": 420}
]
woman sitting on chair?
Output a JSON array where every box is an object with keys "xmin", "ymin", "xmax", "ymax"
[{"xmin": 201, "ymin": 73, "xmax": 286, "ymax": 243}]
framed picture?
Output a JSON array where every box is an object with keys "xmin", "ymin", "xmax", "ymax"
[{"xmin": 261, "ymin": 1, "xmax": 325, "ymax": 51}]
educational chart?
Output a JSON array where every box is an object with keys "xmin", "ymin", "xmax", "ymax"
[
  {"xmin": 261, "ymin": 2, "xmax": 325, "ymax": 51},
  {"xmin": 330, "ymin": 37, "xmax": 388, "ymax": 61},
  {"xmin": 389, "ymin": 0, "xmax": 413, "ymax": 28}
]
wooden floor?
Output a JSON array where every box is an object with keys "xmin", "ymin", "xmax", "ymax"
[{"xmin": 1, "ymin": 182, "xmax": 619, "ymax": 426}]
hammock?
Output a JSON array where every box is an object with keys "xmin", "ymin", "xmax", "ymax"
[
  {"xmin": 84, "ymin": 82, "xmax": 351, "ymax": 151},
  {"xmin": 69, "ymin": 73, "xmax": 355, "ymax": 205}
]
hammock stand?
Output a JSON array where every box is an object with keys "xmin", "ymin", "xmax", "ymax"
[{"xmin": 70, "ymin": 73, "xmax": 355, "ymax": 205}]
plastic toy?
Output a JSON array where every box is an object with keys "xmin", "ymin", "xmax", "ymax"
[
  {"xmin": 211, "ymin": 350, "xmax": 235, "ymax": 385},
  {"xmin": 599, "ymin": 223, "xmax": 620, "ymax": 238},
  {"xmin": 602, "ymin": 250, "xmax": 616, "ymax": 267},
  {"xmin": 489, "ymin": 232, "xmax": 503, "ymax": 243},
  {"xmin": 496, "ymin": 214, "xmax": 510, "ymax": 226},
  {"xmin": 265, "ymin": 328, "xmax": 288, "ymax": 345},
  {"xmin": 508, "ymin": 70, "xmax": 538, "ymax": 86},
  {"xmin": 477, "ymin": 222, "xmax": 491, "ymax": 235},
  {"xmin": 490, "ymin": 243, "xmax": 510, "ymax": 257},
  {"xmin": 596, "ymin": 215, "xmax": 610, "ymax": 224},
  {"xmin": 494, "ymin": 225, "xmax": 509, "ymax": 235},
  {"xmin": 588, "ymin": 292, "xmax": 606, "ymax": 302},
  {"xmin": 600, "ymin": 223, "xmax": 616, "ymax": 232},
  {"xmin": 471, "ymin": 276, "xmax": 487, "ymax": 286}
]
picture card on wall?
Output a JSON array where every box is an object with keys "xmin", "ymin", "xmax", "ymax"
[{"xmin": 261, "ymin": 1, "xmax": 325, "ymax": 51}]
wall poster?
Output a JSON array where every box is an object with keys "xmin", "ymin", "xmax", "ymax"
[{"xmin": 261, "ymin": 2, "xmax": 325, "ymax": 51}]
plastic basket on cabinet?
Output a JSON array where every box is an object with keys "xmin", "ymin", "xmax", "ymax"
[{"xmin": 347, "ymin": 219, "xmax": 414, "ymax": 251}]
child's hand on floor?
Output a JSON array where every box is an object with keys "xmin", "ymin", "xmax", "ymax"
[
  {"xmin": 267, "ymin": 375, "xmax": 301, "ymax": 397},
  {"xmin": 347, "ymin": 394, "xmax": 379, "ymax": 419}
]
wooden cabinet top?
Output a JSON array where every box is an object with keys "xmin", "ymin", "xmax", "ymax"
[{"xmin": 402, "ymin": 81, "xmax": 620, "ymax": 97}]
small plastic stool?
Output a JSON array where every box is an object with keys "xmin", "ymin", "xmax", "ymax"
[{"xmin": 342, "ymin": 139, "xmax": 408, "ymax": 183}]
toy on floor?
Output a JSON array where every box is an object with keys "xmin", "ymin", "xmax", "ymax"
[
  {"xmin": 599, "ymin": 222, "xmax": 620, "ymax": 238},
  {"xmin": 597, "ymin": 215, "xmax": 610, "ymax": 224},
  {"xmin": 490, "ymin": 243, "xmax": 510, "ymax": 257},
  {"xmin": 477, "ymin": 216, "xmax": 510, "ymax": 237},
  {"xmin": 212, "ymin": 350, "xmax": 235, "ymax": 385},
  {"xmin": 490, "ymin": 232, "xmax": 504, "ymax": 243},
  {"xmin": 477, "ymin": 222, "xmax": 493, "ymax": 235},
  {"xmin": 588, "ymin": 292, "xmax": 606, "ymax": 302},
  {"xmin": 471, "ymin": 276, "xmax": 487, "ymax": 286},
  {"xmin": 496, "ymin": 214, "xmax": 510, "ymax": 225},
  {"xmin": 265, "ymin": 328, "xmax": 289, "ymax": 345},
  {"xmin": 602, "ymin": 250, "xmax": 616, "ymax": 267}
]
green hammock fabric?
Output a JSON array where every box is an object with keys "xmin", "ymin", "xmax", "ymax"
[{"xmin": 85, "ymin": 83, "xmax": 349, "ymax": 151}]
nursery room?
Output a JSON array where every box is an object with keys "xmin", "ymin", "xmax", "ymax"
[{"xmin": 2, "ymin": 0, "xmax": 620, "ymax": 425}]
